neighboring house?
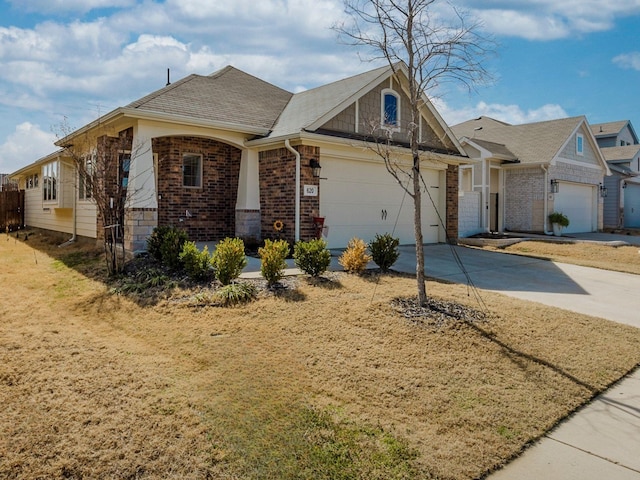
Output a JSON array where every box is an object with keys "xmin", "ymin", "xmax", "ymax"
[
  {"xmin": 452, "ymin": 116, "xmax": 610, "ymax": 236},
  {"xmin": 591, "ymin": 120, "xmax": 639, "ymax": 148},
  {"xmin": 11, "ymin": 64, "xmax": 467, "ymax": 253},
  {"xmin": 591, "ymin": 120, "xmax": 640, "ymax": 228},
  {"xmin": 0, "ymin": 173, "xmax": 17, "ymax": 191}
]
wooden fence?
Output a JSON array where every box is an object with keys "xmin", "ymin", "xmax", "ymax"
[{"xmin": 0, "ymin": 190, "xmax": 25, "ymax": 232}]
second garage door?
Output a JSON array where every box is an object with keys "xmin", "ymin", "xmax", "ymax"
[
  {"xmin": 319, "ymin": 157, "xmax": 444, "ymax": 248},
  {"xmin": 553, "ymin": 182, "xmax": 596, "ymax": 233}
]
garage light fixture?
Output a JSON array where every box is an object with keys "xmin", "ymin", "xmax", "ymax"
[
  {"xmin": 599, "ymin": 183, "xmax": 608, "ymax": 198},
  {"xmin": 622, "ymin": 181, "xmax": 627, "ymax": 189},
  {"xmin": 550, "ymin": 179, "xmax": 559, "ymax": 193},
  {"xmin": 309, "ymin": 159, "xmax": 322, "ymax": 178}
]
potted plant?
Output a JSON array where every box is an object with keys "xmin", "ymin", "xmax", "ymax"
[{"xmin": 548, "ymin": 211, "xmax": 569, "ymax": 236}]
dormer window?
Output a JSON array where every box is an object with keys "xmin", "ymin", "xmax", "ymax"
[
  {"xmin": 576, "ymin": 133, "xmax": 584, "ymax": 156},
  {"xmin": 382, "ymin": 89, "xmax": 400, "ymax": 128}
]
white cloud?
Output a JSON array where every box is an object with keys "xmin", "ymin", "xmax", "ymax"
[
  {"xmin": 436, "ymin": 100, "xmax": 568, "ymax": 126},
  {"xmin": 459, "ymin": 0, "xmax": 640, "ymax": 39},
  {"xmin": 0, "ymin": 122, "xmax": 57, "ymax": 172},
  {"xmin": 7, "ymin": 0, "xmax": 136, "ymax": 14},
  {"xmin": 613, "ymin": 52, "xmax": 640, "ymax": 71}
]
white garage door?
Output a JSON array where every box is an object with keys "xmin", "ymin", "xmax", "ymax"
[
  {"xmin": 624, "ymin": 183, "xmax": 640, "ymax": 228},
  {"xmin": 319, "ymin": 157, "xmax": 444, "ymax": 248},
  {"xmin": 553, "ymin": 182, "xmax": 595, "ymax": 233}
]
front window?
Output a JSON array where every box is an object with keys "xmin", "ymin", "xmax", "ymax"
[
  {"xmin": 183, "ymin": 153, "xmax": 202, "ymax": 188},
  {"xmin": 42, "ymin": 161, "xmax": 58, "ymax": 201},
  {"xmin": 119, "ymin": 152, "xmax": 131, "ymax": 189},
  {"xmin": 78, "ymin": 155, "xmax": 93, "ymax": 200},
  {"xmin": 381, "ymin": 89, "xmax": 400, "ymax": 128}
]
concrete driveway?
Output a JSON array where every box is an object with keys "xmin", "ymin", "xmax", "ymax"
[{"xmin": 393, "ymin": 243, "xmax": 640, "ymax": 329}]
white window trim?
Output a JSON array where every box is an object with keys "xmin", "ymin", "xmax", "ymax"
[
  {"xmin": 42, "ymin": 160, "xmax": 59, "ymax": 203},
  {"xmin": 78, "ymin": 154, "xmax": 94, "ymax": 201},
  {"xmin": 182, "ymin": 152, "xmax": 203, "ymax": 189},
  {"xmin": 576, "ymin": 133, "xmax": 584, "ymax": 156},
  {"xmin": 381, "ymin": 88, "xmax": 401, "ymax": 131}
]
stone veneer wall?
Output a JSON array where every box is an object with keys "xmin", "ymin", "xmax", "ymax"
[
  {"xmin": 504, "ymin": 167, "xmax": 545, "ymax": 232},
  {"xmin": 124, "ymin": 208, "xmax": 158, "ymax": 253},
  {"xmin": 153, "ymin": 136, "xmax": 241, "ymax": 241},
  {"xmin": 458, "ymin": 191, "xmax": 482, "ymax": 238},
  {"xmin": 446, "ymin": 165, "xmax": 459, "ymax": 243},
  {"xmin": 259, "ymin": 145, "xmax": 320, "ymax": 245}
]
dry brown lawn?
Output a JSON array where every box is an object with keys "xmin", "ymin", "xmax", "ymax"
[
  {"xmin": 2, "ymin": 232, "xmax": 640, "ymax": 479},
  {"xmin": 480, "ymin": 240, "xmax": 640, "ymax": 275}
]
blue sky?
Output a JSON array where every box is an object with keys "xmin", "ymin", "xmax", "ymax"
[{"xmin": 1, "ymin": 0, "xmax": 640, "ymax": 172}]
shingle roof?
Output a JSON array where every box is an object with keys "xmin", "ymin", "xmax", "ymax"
[
  {"xmin": 269, "ymin": 65, "xmax": 391, "ymax": 137},
  {"xmin": 126, "ymin": 66, "xmax": 293, "ymax": 131},
  {"xmin": 452, "ymin": 116, "xmax": 585, "ymax": 164},
  {"xmin": 599, "ymin": 144, "xmax": 640, "ymax": 162},
  {"xmin": 465, "ymin": 138, "xmax": 517, "ymax": 160},
  {"xmin": 590, "ymin": 120, "xmax": 629, "ymax": 138}
]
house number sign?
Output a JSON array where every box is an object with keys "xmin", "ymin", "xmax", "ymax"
[{"xmin": 304, "ymin": 185, "xmax": 318, "ymax": 196}]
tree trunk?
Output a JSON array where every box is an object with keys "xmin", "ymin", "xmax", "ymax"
[{"xmin": 413, "ymin": 152, "xmax": 427, "ymax": 306}]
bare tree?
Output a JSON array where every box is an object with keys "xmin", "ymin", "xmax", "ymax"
[
  {"xmin": 56, "ymin": 119, "xmax": 152, "ymax": 276},
  {"xmin": 335, "ymin": 0, "xmax": 493, "ymax": 306}
]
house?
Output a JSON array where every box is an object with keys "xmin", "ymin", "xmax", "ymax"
[
  {"xmin": 452, "ymin": 116, "xmax": 610, "ymax": 236},
  {"xmin": 10, "ymin": 64, "xmax": 468, "ymax": 253},
  {"xmin": 591, "ymin": 120, "xmax": 640, "ymax": 228}
]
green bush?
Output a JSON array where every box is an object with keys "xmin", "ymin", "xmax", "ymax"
[
  {"xmin": 259, "ymin": 239, "xmax": 289, "ymax": 286},
  {"xmin": 212, "ymin": 237, "xmax": 248, "ymax": 285},
  {"xmin": 338, "ymin": 237, "xmax": 371, "ymax": 274},
  {"xmin": 548, "ymin": 211, "xmax": 570, "ymax": 227},
  {"xmin": 369, "ymin": 233, "xmax": 400, "ymax": 272},
  {"xmin": 179, "ymin": 241, "xmax": 213, "ymax": 281},
  {"xmin": 146, "ymin": 225, "xmax": 188, "ymax": 270},
  {"xmin": 214, "ymin": 282, "xmax": 257, "ymax": 306},
  {"xmin": 293, "ymin": 238, "xmax": 332, "ymax": 277}
]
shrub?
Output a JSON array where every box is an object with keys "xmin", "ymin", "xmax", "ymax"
[
  {"xmin": 339, "ymin": 237, "xmax": 372, "ymax": 274},
  {"xmin": 259, "ymin": 239, "xmax": 289, "ymax": 286},
  {"xmin": 146, "ymin": 225, "xmax": 188, "ymax": 270},
  {"xmin": 179, "ymin": 241, "xmax": 213, "ymax": 281},
  {"xmin": 214, "ymin": 282, "xmax": 258, "ymax": 306},
  {"xmin": 369, "ymin": 233, "xmax": 400, "ymax": 272},
  {"xmin": 293, "ymin": 238, "xmax": 332, "ymax": 277},
  {"xmin": 212, "ymin": 237, "xmax": 248, "ymax": 285},
  {"xmin": 548, "ymin": 211, "xmax": 570, "ymax": 227}
]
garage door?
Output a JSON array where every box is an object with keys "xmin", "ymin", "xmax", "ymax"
[
  {"xmin": 624, "ymin": 183, "xmax": 640, "ymax": 228},
  {"xmin": 553, "ymin": 182, "xmax": 595, "ymax": 233},
  {"xmin": 319, "ymin": 157, "xmax": 444, "ymax": 248}
]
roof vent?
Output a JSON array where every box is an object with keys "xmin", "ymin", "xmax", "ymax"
[{"xmin": 166, "ymin": 68, "xmax": 171, "ymax": 86}]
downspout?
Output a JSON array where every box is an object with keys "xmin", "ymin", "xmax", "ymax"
[
  {"xmin": 284, "ymin": 139, "xmax": 301, "ymax": 242},
  {"xmin": 541, "ymin": 165, "xmax": 553, "ymax": 235}
]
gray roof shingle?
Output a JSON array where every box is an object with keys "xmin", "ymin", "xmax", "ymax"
[
  {"xmin": 452, "ymin": 115, "xmax": 585, "ymax": 164},
  {"xmin": 126, "ymin": 66, "xmax": 293, "ymax": 131},
  {"xmin": 600, "ymin": 144, "xmax": 640, "ymax": 162}
]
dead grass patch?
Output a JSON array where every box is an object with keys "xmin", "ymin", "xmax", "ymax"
[
  {"xmin": 483, "ymin": 240, "xmax": 640, "ymax": 275},
  {"xmin": 2, "ymin": 232, "xmax": 640, "ymax": 479}
]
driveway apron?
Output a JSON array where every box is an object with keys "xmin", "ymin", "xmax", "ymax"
[{"xmin": 397, "ymin": 244, "xmax": 640, "ymax": 329}]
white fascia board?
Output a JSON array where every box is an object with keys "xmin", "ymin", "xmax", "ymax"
[
  {"xmin": 119, "ymin": 109, "xmax": 271, "ymax": 136},
  {"xmin": 55, "ymin": 107, "xmax": 270, "ymax": 147},
  {"xmin": 10, "ymin": 149, "xmax": 67, "ymax": 178}
]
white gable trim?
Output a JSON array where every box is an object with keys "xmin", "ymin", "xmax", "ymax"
[{"xmin": 552, "ymin": 117, "xmax": 611, "ymax": 176}]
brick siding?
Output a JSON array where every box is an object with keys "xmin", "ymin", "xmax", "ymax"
[
  {"xmin": 259, "ymin": 145, "xmax": 320, "ymax": 245},
  {"xmin": 153, "ymin": 136, "xmax": 241, "ymax": 241},
  {"xmin": 446, "ymin": 164, "xmax": 459, "ymax": 243}
]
